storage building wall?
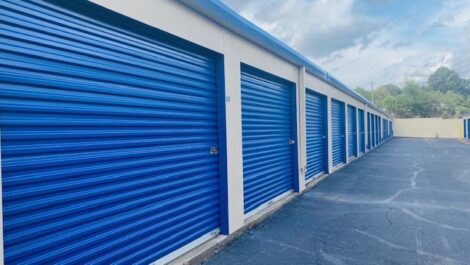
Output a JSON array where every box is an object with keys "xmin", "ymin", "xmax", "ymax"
[{"xmin": 0, "ymin": 0, "xmax": 393, "ymax": 264}]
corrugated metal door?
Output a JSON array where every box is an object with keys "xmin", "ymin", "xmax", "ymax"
[
  {"xmin": 464, "ymin": 119, "xmax": 470, "ymax": 139},
  {"xmin": 241, "ymin": 64, "xmax": 295, "ymax": 214},
  {"xmin": 347, "ymin": 105, "xmax": 357, "ymax": 159},
  {"xmin": 305, "ymin": 89, "xmax": 327, "ymax": 180},
  {"xmin": 379, "ymin": 117, "xmax": 382, "ymax": 143},
  {"xmin": 382, "ymin": 119, "xmax": 385, "ymax": 141},
  {"xmin": 466, "ymin": 119, "xmax": 469, "ymax": 139},
  {"xmin": 358, "ymin": 109, "xmax": 365, "ymax": 154},
  {"xmin": 465, "ymin": 120, "xmax": 468, "ymax": 139},
  {"xmin": 367, "ymin": 113, "xmax": 371, "ymax": 150},
  {"xmin": 0, "ymin": 1, "xmax": 224, "ymax": 264},
  {"xmin": 385, "ymin": 119, "xmax": 389, "ymax": 139},
  {"xmin": 385, "ymin": 120, "xmax": 388, "ymax": 139},
  {"xmin": 467, "ymin": 119, "xmax": 470, "ymax": 139},
  {"xmin": 375, "ymin": 115, "xmax": 380, "ymax": 146},
  {"xmin": 331, "ymin": 99, "xmax": 346, "ymax": 167},
  {"xmin": 371, "ymin": 114, "xmax": 375, "ymax": 148}
]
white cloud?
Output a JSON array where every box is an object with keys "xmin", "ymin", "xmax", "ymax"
[
  {"xmin": 222, "ymin": 0, "xmax": 470, "ymax": 87},
  {"xmin": 236, "ymin": 0, "xmax": 383, "ymax": 58}
]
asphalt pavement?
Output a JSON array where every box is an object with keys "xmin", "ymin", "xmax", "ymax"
[{"xmin": 205, "ymin": 138, "xmax": 470, "ymax": 265}]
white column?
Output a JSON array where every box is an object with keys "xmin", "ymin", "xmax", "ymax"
[
  {"xmin": 297, "ymin": 67, "xmax": 306, "ymax": 192},
  {"xmin": 223, "ymin": 52, "xmax": 244, "ymax": 233},
  {"xmin": 327, "ymin": 97, "xmax": 333, "ymax": 173}
]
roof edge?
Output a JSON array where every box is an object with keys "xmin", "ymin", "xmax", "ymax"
[{"xmin": 179, "ymin": 0, "xmax": 390, "ymax": 118}]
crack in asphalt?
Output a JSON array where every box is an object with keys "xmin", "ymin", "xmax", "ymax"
[{"xmin": 354, "ymin": 229, "xmax": 460, "ymax": 265}]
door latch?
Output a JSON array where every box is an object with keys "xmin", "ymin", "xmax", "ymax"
[
  {"xmin": 289, "ymin": 139, "xmax": 295, "ymax": 145},
  {"xmin": 210, "ymin": 147, "xmax": 219, "ymax": 155}
]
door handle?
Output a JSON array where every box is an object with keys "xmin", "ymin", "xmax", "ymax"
[{"xmin": 210, "ymin": 147, "xmax": 219, "ymax": 155}]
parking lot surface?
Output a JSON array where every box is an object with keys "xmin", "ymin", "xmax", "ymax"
[{"xmin": 205, "ymin": 138, "xmax": 470, "ymax": 265}]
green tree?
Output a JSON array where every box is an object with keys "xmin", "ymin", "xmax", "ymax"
[
  {"xmin": 353, "ymin": 69, "xmax": 470, "ymax": 118},
  {"xmin": 427, "ymin": 67, "xmax": 468, "ymax": 94},
  {"xmin": 354, "ymin": 87, "xmax": 372, "ymax": 101}
]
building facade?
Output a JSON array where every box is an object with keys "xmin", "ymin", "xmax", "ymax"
[{"xmin": 0, "ymin": 0, "xmax": 393, "ymax": 264}]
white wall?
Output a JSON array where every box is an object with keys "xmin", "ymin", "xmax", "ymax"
[{"xmin": 395, "ymin": 118, "xmax": 462, "ymax": 139}]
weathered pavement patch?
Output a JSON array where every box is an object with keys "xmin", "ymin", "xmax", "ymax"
[{"xmin": 204, "ymin": 138, "xmax": 470, "ymax": 265}]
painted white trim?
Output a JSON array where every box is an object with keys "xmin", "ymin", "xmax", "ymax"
[
  {"xmin": 244, "ymin": 190, "xmax": 293, "ymax": 220},
  {"xmin": 327, "ymin": 97, "xmax": 333, "ymax": 173},
  {"xmin": 150, "ymin": 229, "xmax": 220, "ymax": 265},
  {"xmin": 223, "ymin": 53, "xmax": 245, "ymax": 234}
]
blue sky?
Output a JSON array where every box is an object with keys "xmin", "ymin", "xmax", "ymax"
[{"xmin": 222, "ymin": 0, "xmax": 470, "ymax": 88}]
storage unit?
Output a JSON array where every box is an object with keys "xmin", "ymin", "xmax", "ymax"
[
  {"xmin": 383, "ymin": 120, "xmax": 387, "ymax": 139},
  {"xmin": 241, "ymin": 64, "xmax": 296, "ymax": 214},
  {"xmin": 358, "ymin": 109, "xmax": 365, "ymax": 154},
  {"xmin": 367, "ymin": 113, "xmax": 372, "ymax": 150},
  {"xmin": 0, "ymin": 1, "xmax": 226, "ymax": 264},
  {"xmin": 464, "ymin": 118, "xmax": 470, "ymax": 139},
  {"xmin": 0, "ymin": 1, "xmax": 394, "ymax": 264},
  {"xmin": 331, "ymin": 99, "xmax": 346, "ymax": 167},
  {"xmin": 375, "ymin": 115, "xmax": 380, "ymax": 146},
  {"xmin": 465, "ymin": 119, "xmax": 468, "ymax": 139},
  {"xmin": 347, "ymin": 105, "xmax": 358, "ymax": 159},
  {"xmin": 305, "ymin": 90, "xmax": 328, "ymax": 180},
  {"xmin": 467, "ymin": 119, "xmax": 470, "ymax": 139},
  {"xmin": 468, "ymin": 119, "xmax": 470, "ymax": 139},
  {"xmin": 371, "ymin": 114, "xmax": 377, "ymax": 149},
  {"xmin": 383, "ymin": 119, "xmax": 388, "ymax": 139}
]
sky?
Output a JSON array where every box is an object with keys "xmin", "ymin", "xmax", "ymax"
[{"xmin": 222, "ymin": 0, "xmax": 470, "ymax": 89}]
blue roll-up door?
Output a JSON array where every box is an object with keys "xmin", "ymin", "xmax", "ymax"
[
  {"xmin": 241, "ymin": 64, "xmax": 296, "ymax": 214},
  {"xmin": 465, "ymin": 120, "xmax": 468, "ymax": 139},
  {"xmin": 467, "ymin": 119, "xmax": 470, "ymax": 139},
  {"xmin": 367, "ymin": 113, "xmax": 371, "ymax": 150},
  {"xmin": 375, "ymin": 116, "xmax": 380, "ymax": 146},
  {"xmin": 382, "ymin": 118, "xmax": 385, "ymax": 141},
  {"xmin": 379, "ymin": 117, "xmax": 382, "ymax": 143},
  {"xmin": 371, "ymin": 115, "xmax": 375, "ymax": 148},
  {"xmin": 0, "ymin": 1, "xmax": 224, "ymax": 264},
  {"xmin": 386, "ymin": 120, "xmax": 389, "ymax": 139},
  {"xmin": 386, "ymin": 120, "xmax": 390, "ymax": 139},
  {"xmin": 358, "ymin": 109, "xmax": 365, "ymax": 154},
  {"xmin": 466, "ymin": 119, "xmax": 469, "ymax": 139},
  {"xmin": 383, "ymin": 119, "xmax": 387, "ymax": 139},
  {"xmin": 347, "ymin": 105, "xmax": 357, "ymax": 159},
  {"xmin": 376, "ymin": 116, "xmax": 380, "ymax": 145},
  {"xmin": 331, "ymin": 99, "xmax": 346, "ymax": 167},
  {"xmin": 306, "ymin": 89, "xmax": 327, "ymax": 180}
]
